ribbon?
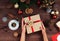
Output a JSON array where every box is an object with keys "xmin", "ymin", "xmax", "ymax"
[{"xmin": 25, "ymin": 16, "xmax": 41, "ymax": 32}]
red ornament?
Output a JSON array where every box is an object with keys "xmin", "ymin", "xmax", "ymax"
[
  {"xmin": 18, "ymin": 10, "xmax": 23, "ymax": 14},
  {"xmin": 37, "ymin": 0, "xmax": 40, "ymax": 7},
  {"xmin": 52, "ymin": 33, "xmax": 60, "ymax": 41},
  {"xmin": 53, "ymin": 15, "xmax": 57, "ymax": 19},
  {"xmin": 37, "ymin": 1, "xmax": 40, "ymax": 4}
]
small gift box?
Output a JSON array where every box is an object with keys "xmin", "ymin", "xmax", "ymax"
[
  {"xmin": 52, "ymin": 33, "xmax": 60, "ymax": 41},
  {"xmin": 56, "ymin": 21, "xmax": 60, "ymax": 28},
  {"xmin": 24, "ymin": 14, "xmax": 45, "ymax": 34}
]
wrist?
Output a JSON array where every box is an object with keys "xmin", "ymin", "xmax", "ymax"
[
  {"xmin": 22, "ymin": 31, "xmax": 25, "ymax": 34},
  {"xmin": 42, "ymin": 30, "xmax": 46, "ymax": 34}
]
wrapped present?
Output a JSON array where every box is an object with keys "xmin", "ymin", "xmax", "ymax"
[
  {"xmin": 24, "ymin": 14, "xmax": 45, "ymax": 34},
  {"xmin": 56, "ymin": 21, "xmax": 60, "ymax": 28},
  {"xmin": 52, "ymin": 33, "xmax": 60, "ymax": 41}
]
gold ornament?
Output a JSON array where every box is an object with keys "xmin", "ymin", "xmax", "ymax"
[
  {"xmin": 13, "ymin": 32, "xmax": 18, "ymax": 37},
  {"xmin": 56, "ymin": 11, "xmax": 59, "ymax": 15},
  {"xmin": 25, "ymin": 8, "xmax": 33, "ymax": 14},
  {"xmin": 46, "ymin": 3, "xmax": 49, "ymax": 6}
]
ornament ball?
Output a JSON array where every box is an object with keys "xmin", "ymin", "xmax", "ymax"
[
  {"xmin": 53, "ymin": 15, "xmax": 57, "ymax": 19},
  {"xmin": 13, "ymin": 32, "xmax": 18, "ymax": 37},
  {"xmin": 14, "ymin": 3, "xmax": 19, "ymax": 8},
  {"xmin": 18, "ymin": 10, "xmax": 23, "ymax": 14}
]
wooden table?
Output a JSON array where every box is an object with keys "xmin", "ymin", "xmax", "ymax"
[{"xmin": 0, "ymin": 0, "xmax": 60, "ymax": 41}]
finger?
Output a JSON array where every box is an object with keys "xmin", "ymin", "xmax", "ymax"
[
  {"xmin": 40, "ymin": 23, "xmax": 43, "ymax": 30},
  {"xmin": 40, "ymin": 26, "xmax": 43, "ymax": 30},
  {"xmin": 41, "ymin": 23, "xmax": 45, "ymax": 29},
  {"xmin": 42, "ymin": 25, "xmax": 44, "ymax": 30},
  {"xmin": 40, "ymin": 26, "xmax": 41, "ymax": 29},
  {"xmin": 22, "ymin": 18, "xmax": 24, "ymax": 27},
  {"xmin": 22, "ymin": 24, "xmax": 26, "ymax": 31},
  {"xmin": 40, "ymin": 27, "xmax": 43, "ymax": 30},
  {"xmin": 23, "ymin": 24, "xmax": 26, "ymax": 28}
]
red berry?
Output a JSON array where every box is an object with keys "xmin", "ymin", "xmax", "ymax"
[
  {"xmin": 53, "ymin": 15, "xmax": 57, "ymax": 19},
  {"xmin": 18, "ymin": 10, "xmax": 23, "ymax": 14}
]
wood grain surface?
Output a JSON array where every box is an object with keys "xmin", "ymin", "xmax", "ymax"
[{"xmin": 0, "ymin": 0, "xmax": 60, "ymax": 41}]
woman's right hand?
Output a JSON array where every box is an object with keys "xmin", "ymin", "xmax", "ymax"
[
  {"xmin": 40, "ymin": 23, "xmax": 46, "ymax": 34},
  {"xmin": 40, "ymin": 23, "xmax": 48, "ymax": 41}
]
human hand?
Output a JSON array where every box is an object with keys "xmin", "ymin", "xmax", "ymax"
[
  {"xmin": 40, "ymin": 23, "xmax": 46, "ymax": 34},
  {"xmin": 21, "ymin": 18, "xmax": 26, "ymax": 34},
  {"xmin": 20, "ymin": 18, "xmax": 26, "ymax": 41}
]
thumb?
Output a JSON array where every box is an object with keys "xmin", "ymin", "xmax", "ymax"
[
  {"xmin": 22, "ymin": 18, "xmax": 24, "ymax": 27},
  {"xmin": 23, "ymin": 24, "xmax": 26, "ymax": 28}
]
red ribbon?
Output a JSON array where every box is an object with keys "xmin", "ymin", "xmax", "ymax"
[{"xmin": 27, "ymin": 16, "xmax": 41, "ymax": 32}]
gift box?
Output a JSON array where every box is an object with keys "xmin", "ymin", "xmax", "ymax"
[
  {"xmin": 52, "ymin": 33, "xmax": 60, "ymax": 41},
  {"xmin": 56, "ymin": 21, "xmax": 60, "ymax": 28},
  {"xmin": 24, "ymin": 14, "xmax": 45, "ymax": 34}
]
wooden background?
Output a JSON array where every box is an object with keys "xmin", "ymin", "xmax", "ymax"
[{"xmin": 0, "ymin": 0, "xmax": 60, "ymax": 41}]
